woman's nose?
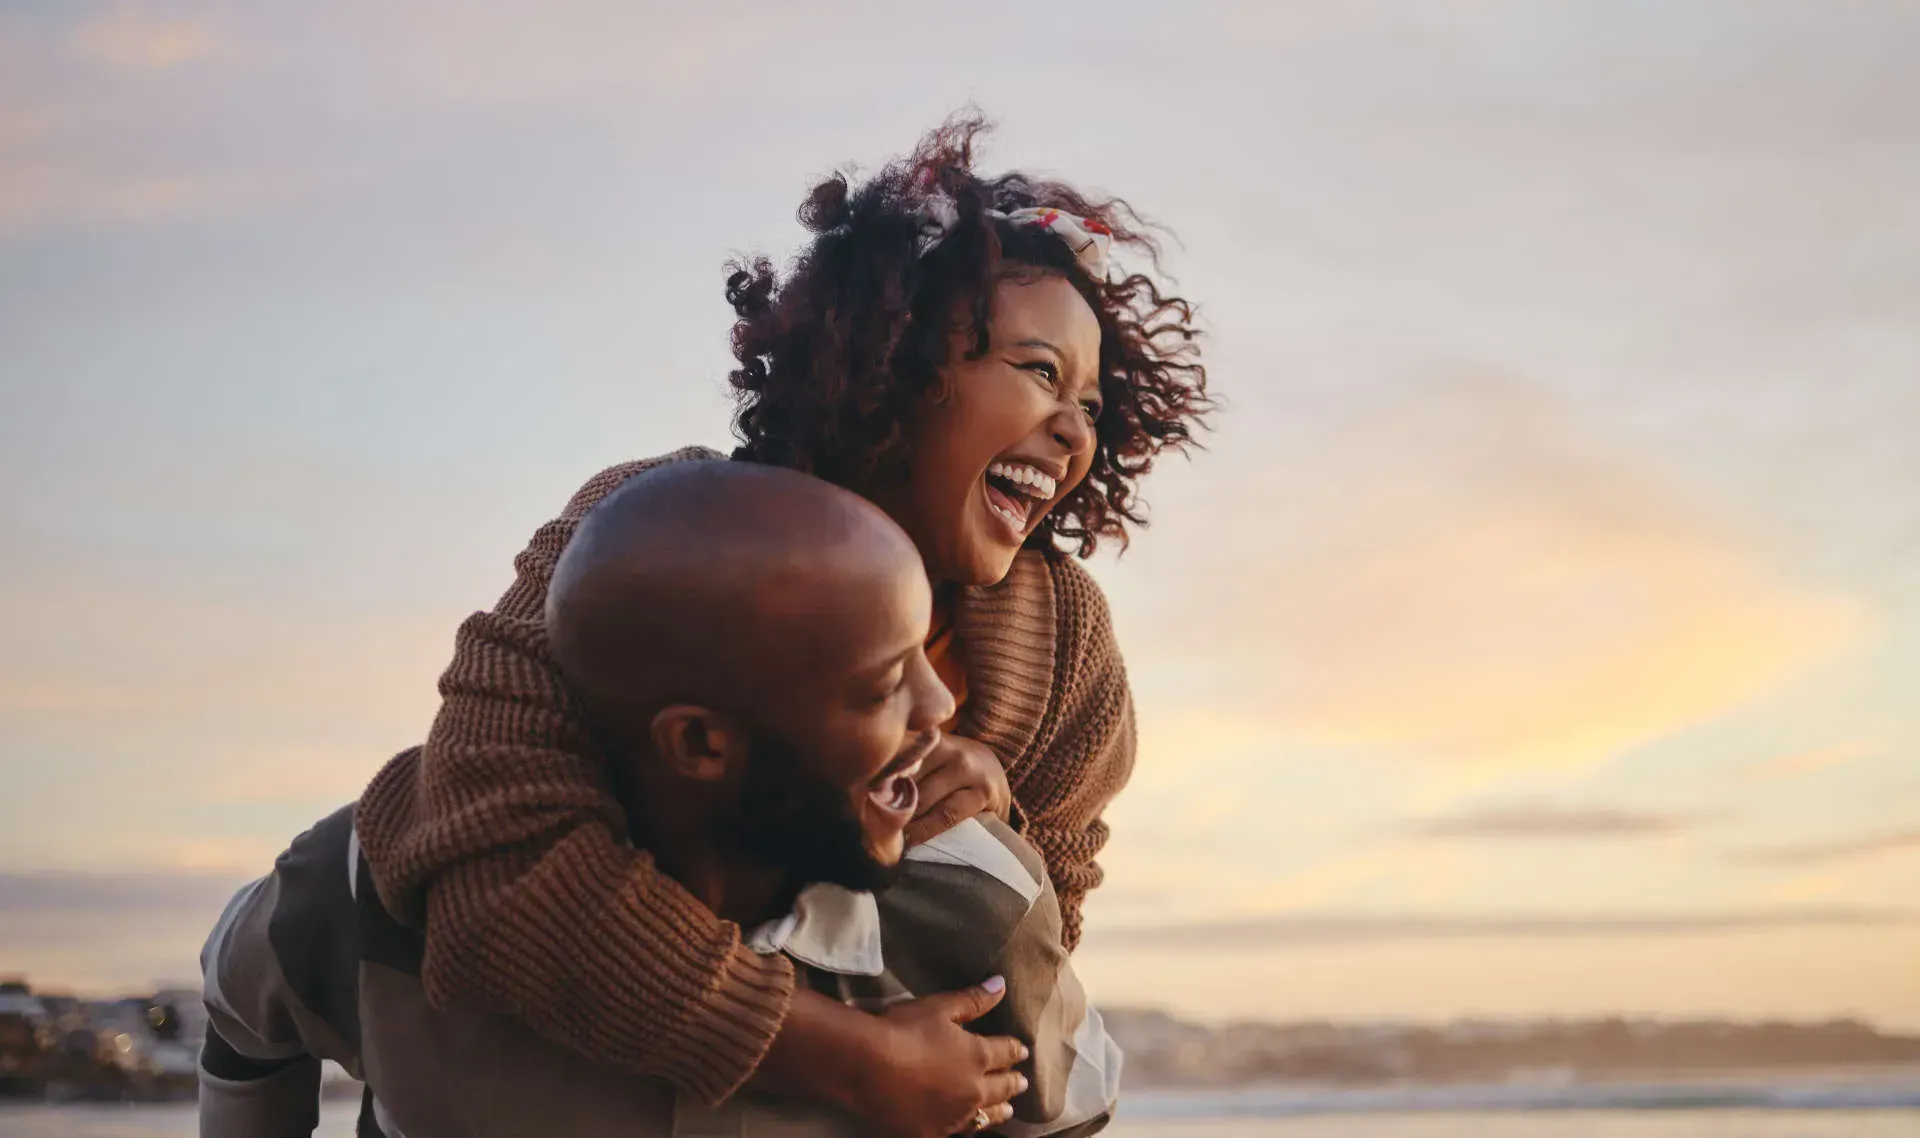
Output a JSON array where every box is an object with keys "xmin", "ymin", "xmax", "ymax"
[{"xmin": 1051, "ymin": 406, "xmax": 1095, "ymax": 457}]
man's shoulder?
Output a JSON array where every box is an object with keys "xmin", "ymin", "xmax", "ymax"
[
  {"xmin": 904, "ymin": 815, "xmax": 1048, "ymax": 901},
  {"xmin": 875, "ymin": 818, "xmax": 1057, "ymax": 996}
]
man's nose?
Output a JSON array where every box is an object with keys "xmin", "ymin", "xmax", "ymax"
[{"xmin": 912, "ymin": 654, "xmax": 957, "ymax": 730}]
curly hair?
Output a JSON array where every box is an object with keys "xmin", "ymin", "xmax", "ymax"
[{"xmin": 725, "ymin": 110, "xmax": 1211, "ymax": 558}]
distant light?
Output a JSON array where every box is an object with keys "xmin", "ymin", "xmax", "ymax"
[{"xmin": 115, "ymin": 1033, "xmax": 133, "ymax": 1052}]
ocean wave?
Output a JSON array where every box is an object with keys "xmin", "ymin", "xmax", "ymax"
[{"xmin": 1119, "ymin": 1074, "xmax": 1920, "ymax": 1118}]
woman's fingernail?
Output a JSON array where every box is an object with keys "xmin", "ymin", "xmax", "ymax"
[
  {"xmin": 1016, "ymin": 1074, "xmax": 1030, "ymax": 1093},
  {"xmin": 982, "ymin": 975, "xmax": 1006, "ymax": 994}
]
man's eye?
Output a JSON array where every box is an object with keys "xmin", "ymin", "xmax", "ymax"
[{"xmin": 868, "ymin": 671, "xmax": 905, "ymax": 704}]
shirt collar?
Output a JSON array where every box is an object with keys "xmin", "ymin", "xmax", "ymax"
[
  {"xmin": 744, "ymin": 882, "xmax": 885, "ymax": 976},
  {"xmin": 741, "ymin": 818, "xmax": 1029, "ymax": 977}
]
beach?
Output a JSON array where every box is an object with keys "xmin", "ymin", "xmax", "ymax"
[
  {"xmin": 3, "ymin": 1101, "xmax": 1919, "ymax": 1138},
  {"xmin": 6, "ymin": 1065, "xmax": 1920, "ymax": 1135}
]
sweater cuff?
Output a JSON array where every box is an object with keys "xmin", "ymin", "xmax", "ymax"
[{"xmin": 652, "ymin": 939, "xmax": 797, "ymax": 1106}]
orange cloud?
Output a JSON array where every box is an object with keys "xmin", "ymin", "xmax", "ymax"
[
  {"xmin": 1132, "ymin": 376, "xmax": 1867, "ymax": 776},
  {"xmin": 0, "ymin": 567, "xmax": 449, "ymax": 787},
  {"xmin": 70, "ymin": 6, "xmax": 239, "ymax": 72},
  {"xmin": 1408, "ymin": 802, "xmax": 1703, "ymax": 839},
  {"xmin": 378, "ymin": 6, "xmax": 802, "ymax": 108},
  {"xmin": 160, "ymin": 836, "xmax": 284, "ymax": 875},
  {"xmin": 0, "ymin": 165, "xmax": 291, "ymax": 233},
  {"xmin": 1234, "ymin": 847, "xmax": 1429, "ymax": 913},
  {"xmin": 1739, "ymin": 827, "xmax": 1920, "ymax": 867},
  {"xmin": 1744, "ymin": 739, "xmax": 1877, "ymax": 781},
  {"xmin": 196, "ymin": 741, "xmax": 401, "ymax": 807},
  {"xmin": 1074, "ymin": 917, "xmax": 1920, "ymax": 1028}
]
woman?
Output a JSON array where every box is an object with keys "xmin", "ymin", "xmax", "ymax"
[{"xmin": 353, "ymin": 113, "xmax": 1210, "ymax": 1137}]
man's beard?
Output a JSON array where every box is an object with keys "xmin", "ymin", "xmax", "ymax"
[{"xmin": 727, "ymin": 735, "xmax": 903, "ymax": 894}]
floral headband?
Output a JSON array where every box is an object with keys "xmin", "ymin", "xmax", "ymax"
[{"xmin": 916, "ymin": 197, "xmax": 1112, "ymax": 281}]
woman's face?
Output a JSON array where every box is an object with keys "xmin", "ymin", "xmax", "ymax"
[{"xmin": 885, "ymin": 271, "xmax": 1104, "ymax": 586}]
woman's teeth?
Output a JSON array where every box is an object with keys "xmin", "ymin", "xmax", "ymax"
[
  {"xmin": 987, "ymin": 461, "xmax": 1058, "ymax": 500},
  {"xmin": 984, "ymin": 461, "xmax": 1057, "ymax": 537},
  {"xmin": 986, "ymin": 489, "xmax": 1027, "ymax": 535}
]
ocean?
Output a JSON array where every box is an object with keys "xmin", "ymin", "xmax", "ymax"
[{"xmin": 4, "ymin": 1087, "xmax": 1920, "ymax": 1138}]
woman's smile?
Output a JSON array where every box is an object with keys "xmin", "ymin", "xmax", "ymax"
[{"xmin": 981, "ymin": 457, "xmax": 1064, "ymax": 544}]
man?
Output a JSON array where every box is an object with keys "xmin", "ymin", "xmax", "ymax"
[{"xmin": 198, "ymin": 462, "xmax": 1120, "ymax": 1137}]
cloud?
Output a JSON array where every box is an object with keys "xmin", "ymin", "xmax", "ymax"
[
  {"xmin": 0, "ymin": 7, "xmax": 379, "ymax": 239},
  {"xmin": 0, "ymin": 6, "xmax": 290, "ymax": 236},
  {"xmin": 1409, "ymin": 802, "xmax": 1703, "ymax": 840},
  {"xmin": 0, "ymin": 164, "xmax": 294, "ymax": 234},
  {"xmin": 0, "ymin": 566, "xmax": 449, "ymax": 738},
  {"xmin": 69, "ymin": 6, "xmax": 241, "ymax": 72},
  {"xmin": 0, "ymin": 565, "xmax": 441, "ymax": 867},
  {"xmin": 0, "ymin": 870, "xmax": 247, "ymax": 915},
  {"xmin": 1083, "ymin": 906, "xmax": 1916, "ymax": 952},
  {"xmin": 199, "ymin": 746, "xmax": 390, "ymax": 809},
  {"xmin": 1234, "ymin": 849, "xmax": 1420, "ymax": 913},
  {"xmin": 1744, "ymin": 740, "xmax": 1877, "ymax": 781},
  {"xmin": 370, "ymin": 3, "xmax": 805, "ymax": 108},
  {"xmin": 0, "ymin": 869, "xmax": 245, "ymax": 993},
  {"xmin": 1130, "ymin": 375, "xmax": 1868, "ymax": 776},
  {"xmin": 1735, "ymin": 827, "xmax": 1920, "ymax": 867}
]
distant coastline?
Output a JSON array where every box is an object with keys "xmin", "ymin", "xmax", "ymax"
[
  {"xmin": 8, "ymin": 972, "xmax": 1920, "ymax": 1109},
  {"xmin": 1101, "ymin": 1007, "xmax": 1920, "ymax": 1089}
]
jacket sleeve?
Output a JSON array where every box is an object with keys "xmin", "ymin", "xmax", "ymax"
[
  {"xmin": 978, "ymin": 823, "xmax": 1121, "ymax": 1138},
  {"xmin": 352, "ymin": 450, "xmax": 796, "ymax": 1106},
  {"xmin": 200, "ymin": 805, "xmax": 381, "ymax": 1137},
  {"xmin": 1016, "ymin": 558, "xmax": 1137, "ymax": 951},
  {"xmin": 874, "ymin": 817, "xmax": 1119, "ymax": 1137},
  {"xmin": 198, "ymin": 875, "xmax": 326, "ymax": 1138}
]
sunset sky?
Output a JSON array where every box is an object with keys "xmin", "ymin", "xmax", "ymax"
[{"xmin": 3, "ymin": 1, "xmax": 1917, "ymax": 1029}]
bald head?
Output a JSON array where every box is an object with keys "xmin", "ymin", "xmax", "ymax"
[{"xmin": 546, "ymin": 461, "xmax": 927, "ymax": 754}]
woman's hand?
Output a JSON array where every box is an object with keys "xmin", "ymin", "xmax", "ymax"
[
  {"xmin": 906, "ymin": 734, "xmax": 1012, "ymax": 847},
  {"xmin": 755, "ymin": 981, "xmax": 1028, "ymax": 1138},
  {"xmin": 864, "ymin": 980, "xmax": 1029, "ymax": 1135}
]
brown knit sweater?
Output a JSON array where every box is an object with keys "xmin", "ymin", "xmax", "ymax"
[{"xmin": 353, "ymin": 448, "xmax": 1138, "ymax": 1106}]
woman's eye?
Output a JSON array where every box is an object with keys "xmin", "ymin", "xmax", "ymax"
[
  {"xmin": 1080, "ymin": 400, "xmax": 1103, "ymax": 422},
  {"xmin": 1024, "ymin": 361, "xmax": 1060, "ymax": 386}
]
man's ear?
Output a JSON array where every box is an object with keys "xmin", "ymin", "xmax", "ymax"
[{"xmin": 649, "ymin": 705, "xmax": 748, "ymax": 783}]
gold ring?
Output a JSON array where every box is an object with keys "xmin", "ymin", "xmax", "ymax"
[{"xmin": 972, "ymin": 1107, "xmax": 993, "ymax": 1131}]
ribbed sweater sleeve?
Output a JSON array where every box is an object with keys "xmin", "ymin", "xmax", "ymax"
[
  {"xmin": 1017, "ymin": 557, "xmax": 1136, "ymax": 951},
  {"xmin": 958, "ymin": 554, "xmax": 1138, "ymax": 954},
  {"xmin": 353, "ymin": 448, "xmax": 795, "ymax": 1107}
]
